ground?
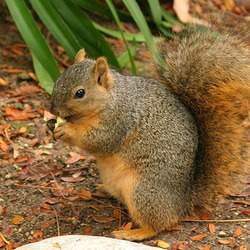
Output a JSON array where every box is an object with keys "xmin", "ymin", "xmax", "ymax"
[{"xmin": 0, "ymin": 1, "xmax": 250, "ymax": 249}]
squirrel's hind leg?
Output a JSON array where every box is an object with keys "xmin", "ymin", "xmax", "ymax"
[{"xmin": 112, "ymin": 227, "xmax": 157, "ymax": 241}]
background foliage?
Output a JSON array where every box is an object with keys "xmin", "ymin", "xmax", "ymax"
[{"xmin": 6, "ymin": 0, "xmax": 180, "ymax": 94}]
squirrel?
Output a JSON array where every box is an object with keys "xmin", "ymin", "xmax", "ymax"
[{"xmin": 47, "ymin": 29, "xmax": 250, "ymax": 241}]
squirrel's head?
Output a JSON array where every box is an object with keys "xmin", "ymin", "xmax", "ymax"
[{"xmin": 50, "ymin": 49, "xmax": 113, "ymax": 124}]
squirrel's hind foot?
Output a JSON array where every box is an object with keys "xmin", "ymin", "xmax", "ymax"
[{"xmin": 112, "ymin": 227, "xmax": 157, "ymax": 241}]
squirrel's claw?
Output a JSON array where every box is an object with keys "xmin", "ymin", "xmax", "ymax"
[
  {"xmin": 112, "ymin": 228, "xmax": 157, "ymax": 241},
  {"xmin": 46, "ymin": 119, "xmax": 57, "ymax": 140}
]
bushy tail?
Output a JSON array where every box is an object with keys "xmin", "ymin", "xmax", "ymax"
[{"xmin": 156, "ymin": 30, "xmax": 250, "ymax": 208}]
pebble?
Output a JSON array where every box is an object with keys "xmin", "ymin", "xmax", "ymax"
[{"xmin": 218, "ymin": 231, "xmax": 227, "ymax": 236}]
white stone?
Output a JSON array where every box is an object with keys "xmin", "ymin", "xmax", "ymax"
[{"xmin": 16, "ymin": 235, "xmax": 161, "ymax": 250}]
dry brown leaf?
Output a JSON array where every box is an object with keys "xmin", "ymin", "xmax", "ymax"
[
  {"xmin": 0, "ymin": 137, "xmax": 9, "ymax": 151},
  {"xmin": 16, "ymin": 84, "xmax": 42, "ymax": 94},
  {"xmin": 173, "ymin": 241, "xmax": 188, "ymax": 250},
  {"xmin": 241, "ymin": 210, "xmax": 250, "ymax": 215},
  {"xmin": 0, "ymin": 237, "xmax": 4, "ymax": 247},
  {"xmin": 191, "ymin": 233, "xmax": 207, "ymax": 241},
  {"xmin": 235, "ymin": 226, "xmax": 242, "ymax": 237},
  {"xmin": 12, "ymin": 215, "xmax": 24, "ymax": 225},
  {"xmin": 61, "ymin": 176, "xmax": 85, "ymax": 183},
  {"xmin": 217, "ymin": 239, "xmax": 233, "ymax": 245},
  {"xmin": 121, "ymin": 221, "xmax": 133, "ymax": 230},
  {"xmin": 41, "ymin": 220, "xmax": 54, "ymax": 230},
  {"xmin": 28, "ymin": 72, "xmax": 38, "ymax": 82},
  {"xmin": 234, "ymin": 200, "xmax": 250, "ymax": 206},
  {"xmin": 79, "ymin": 190, "xmax": 92, "ymax": 200},
  {"xmin": 33, "ymin": 231, "xmax": 43, "ymax": 239},
  {"xmin": 201, "ymin": 209, "xmax": 210, "ymax": 220},
  {"xmin": 240, "ymin": 245, "xmax": 247, "ymax": 250},
  {"xmin": 53, "ymin": 242, "xmax": 61, "ymax": 249},
  {"xmin": 224, "ymin": 0, "xmax": 235, "ymax": 11},
  {"xmin": 84, "ymin": 226, "xmax": 92, "ymax": 235},
  {"xmin": 0, "ymin": 78, "xmax": 9, "ymax": 86},
  {"xmin": 6, "ymin": 242, "xmax": 14, "ymax": 250},
  {"xmin": 93, "ymin": 216, "xmax": 115, "ymax": 223},
  {"xmin": 153, "ymin": 239, "xmax": 170, "ymax": 249},
  {"xmin": 65, "ymin": 151, "xmax": 86, "ymax": 164},
  {"xmin": 41, "ymin": 204, "xmax": 51, "ymax": 210},
  {"xmin": 4, "ymin": 69, "xmax": 23, "ymax": 74},
  {"xmin": 113, "ymin": 209, "xmax": 121, "ymax": 219},
  {"xmin": 208, "ymin": 223, "xmax": 216, "ymax": 234},
  {"xmin": 198, "ymin": 246, "xmax": 212, "ymax": 250},
  {"xmin": 5, "ymin": 106, "xmax": 36, "ymax": 121}
]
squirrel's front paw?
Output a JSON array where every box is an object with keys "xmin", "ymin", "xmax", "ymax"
[{"xmin": 54, "ymin": 122, "xmax": 72, "ymax": 142}]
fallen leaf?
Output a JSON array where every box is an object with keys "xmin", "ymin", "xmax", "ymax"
[
  {"xmin": 0, "ymin": 137, "xmax": 9, "ymax": 151},
  {"xmin": 6, "ymin": 242, "xmax": 14, "ymax": 250},
  {"xmin": 201, "ymin": 209, "xmax": 210, "ymax": 220},
  {"xmin": 0, "ymin": 78, "xmax": 9, "ymax": 86},
  {"xmin": 234, "ymin": 200, "xmax": 250, "ymax": 206},
  {"xmin": 5, "ymin": 106, "xmax": 36, "ymax": 121},
  {"xmin": 113, "ymin": 209, "xmax": 121, "ymax": 219},
  {"xmin": 79, "ymin": 190, "xmax": 92, "ymax": 200},
  {"xmin": 0, "ymin": 237, "xmax": 4, "ymax": 247},
  {"xmin": 53, "ymin": 242, "xmax": 61, "ymax": 249},
  {"xmin": 64, "ymin": 151, "xmax": 86, "ymax": 164},
  {"xmin": 191, "ymin": 233, "xmax": 207, "ymax": 241},
  {"xmin": 4, "ymin": 69, "xmax": 23, "ymax": 74},
  {"xmin": 241, "ymin": 210, "xmax": 250, "ymax": 215},
  {"xmin": 235, "ymin": 227, "xmax": 242, "ymax": 237},
  {"xmin": 10, "ymin": 46, "xmax": 24, "ymax": 56},
  {"xmin": 16, "ymin": 84, "xmax": 42, "ymax": 95},
  {"xmin": 33, "ymin": 231, "xmax": 43, "ymax": 239},
  {"xmin": 28, "ymin": 72, "xmax": 38, "ymax": 82},
  {"xmin": 84, "ymin": 226, "xmax": 92, "ymax": 235},
  {"xmin": 41, "ymin": 204, "xmax": 51, "ymax": 210},
  {"xmin": 240, "ymin": 245, "xmax": 247, "ymax": 250},
  {"xmin": 153, "ymin": 239, "xmax": 170, "ymax": 249},
  {"xmin": 93, "ymin": 216, "xmax": 115, "ymax": 223},
  {"xmin": 121, "ymin": 221, "xmax": 133, "ymax": 230},
  {"xmin": 217, "ymin": 239, "xmax": 233, "ymax": 245},
  {"xmin": 41, "ymin": 220, "xmax": 54, "ymax": 230},
  {"xmin": 45, "ymin": 197, "xmax": 57, "ymax": 204},
  {"xmin": 198, "ymin": 246, "xmax": 212, "ymax": 250},
  {"xmin": 61, "ymin": 176, "xmax": 85, "ymax": 183},
  {"xmin": 208, "ymin": 223, "xmax": 216, "ymax": 234},
  {"xmin": 12, "ymin": 215, "xmax": 24, "ymax": 225},
  {"xmin": 173, "ymin": 241, "xmax": 189, "ymax": 250}
]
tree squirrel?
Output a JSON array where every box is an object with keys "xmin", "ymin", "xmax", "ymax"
[{"xmin": 47, "ymin": 30, "xmax": 250, "ymax": 241}]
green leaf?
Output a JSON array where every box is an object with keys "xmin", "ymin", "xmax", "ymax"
[
  {"xmin": 72, "ymin": 0, "xmax": 133, "ymax": 22},
  {"xmin": 106, "ymin": 0, "xmax": 136, "ymax": 75},
  {"xmin": 51, "ymin": 0, "xmax": 120, "ymax": 69},
  {"xmin": 6, "ymin": 0, "xmax": 60, "ymax": 83},
  {"xmin": 117, "ymin": 42, "xmax": 137, "ymax": 69},
  {"xmin": 122, "ymin": 0, "xmax": 153, "ymax": 53},
  {"xmin": 32, "ymin": 54, "xmax": 54, "ymax": 95},
  {"xmin": 93, "ymin": 22, "xmax": 147, "ymax": 43},
  {"xmin": 147, "ymin": 0, "xmax": 162, "ymax": 27},
  {"xmin": 30, "ymin": 0, "xmax": 82, "ymax": 61}
]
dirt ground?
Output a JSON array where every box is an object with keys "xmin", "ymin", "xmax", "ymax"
[{"xmin": 0, "ymin": 1, "xmax": 250, "ymax": 249}]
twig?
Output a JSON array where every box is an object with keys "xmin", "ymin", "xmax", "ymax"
[
  {"xmin": 181, "ymin": 218, "xmax": 250, "ymax": 223},
  {"xmin": 52, "ymin": 207, "xmax": 60, "ymax": 236}
]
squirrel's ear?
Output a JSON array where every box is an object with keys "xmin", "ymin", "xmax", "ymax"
[
  {"xmin": 75, "ymin": 49, "xmax": 86, "ymax": 62},
  {"xmin": 93, "ymin": 57, "xmax": 112, "ymax": 89}
]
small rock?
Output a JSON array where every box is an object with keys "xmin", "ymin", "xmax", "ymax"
[{"xmin": 218, "ymin": 231, "xmax": 227, "ymax": 237}]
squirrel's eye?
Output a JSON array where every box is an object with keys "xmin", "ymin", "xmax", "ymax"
[{"xmin": 74, "ymin": 89, "xmax": 85, "ymax": 99}]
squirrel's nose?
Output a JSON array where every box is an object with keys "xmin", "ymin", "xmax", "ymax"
[{"xmin": 50, "ymin": 103, "xmax": 59, "ymax": 116}]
